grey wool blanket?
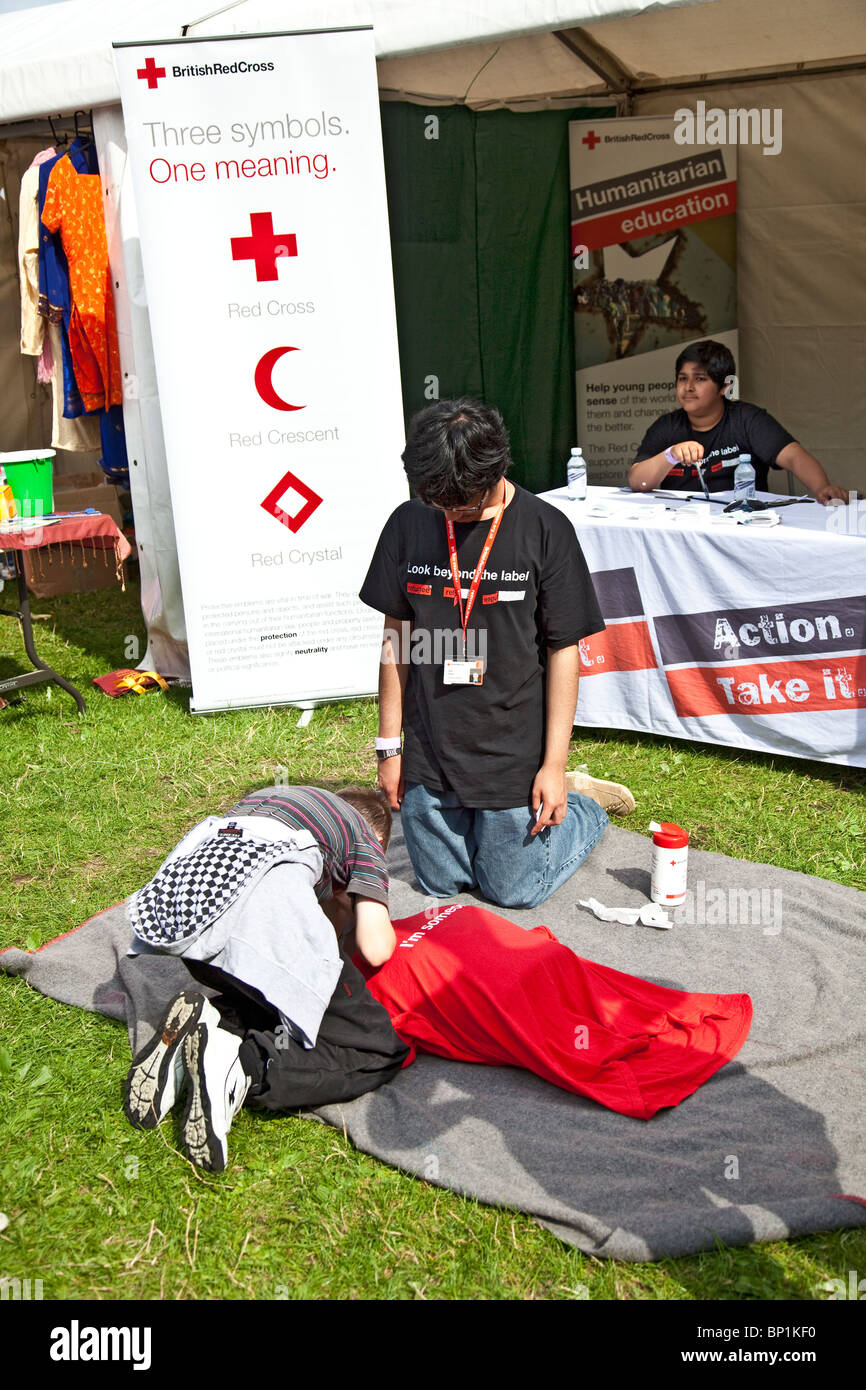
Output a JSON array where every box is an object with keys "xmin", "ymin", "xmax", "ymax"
[{"xmin": 2, "ymin": 819, "xmax": 865, "ymax": 1261}]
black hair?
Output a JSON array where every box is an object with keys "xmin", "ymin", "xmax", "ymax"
[
  {"xmin": 401, "ymin": 397, "xmax": 511, "ymax": 508},
  {"xmin": 336, "ymin": 785, "xmax": 393, "ymax": 853},
  {"xmin": 674, "ymin": 340, "xmax": 736, "ymax": 391}
]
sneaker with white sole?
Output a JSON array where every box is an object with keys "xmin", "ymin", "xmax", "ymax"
[
  {"xmin": 179, "ymin": 1017, "xmax": 251, "ymax": 1172},
  {"xmin": 124, "ymin": 990, "xmax": 220, "ymax": 1130},
  {"xmin": 565, "ymin": 770, "xmax": 636, "ymax": 816}
]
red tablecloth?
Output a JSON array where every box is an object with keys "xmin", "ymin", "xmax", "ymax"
[{"xmin": 0, "ymin": 512, "xmax": 131, "ymax": 561}]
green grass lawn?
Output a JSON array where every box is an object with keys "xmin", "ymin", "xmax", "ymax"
[{"xmin": 1, "ymin": 576, "xmax": 864, "ymax": 1301}]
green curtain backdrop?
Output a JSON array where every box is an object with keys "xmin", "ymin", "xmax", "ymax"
[{"xmin": 380, "ymin": 103, "xmax": 615, "ymax": 493}]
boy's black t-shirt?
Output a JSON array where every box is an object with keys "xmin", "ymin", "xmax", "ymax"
[
  {"xmin": 359, "ymin": 485, "xmax": 604, "ymax": 809},
  {"xmin": 634, "ymin": 399, "xmax": 795, "ymax": 491}
]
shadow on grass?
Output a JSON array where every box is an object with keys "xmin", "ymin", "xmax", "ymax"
[
  {"xmin": 1, "ymin": 571, "xmax": 143, "ymax": 668},
  {"xmin": 578, "ymin": 724, "xmax": 866, "ymax": 793},
  {"xmin": 663, "ymin": 1239, "xmax": 828, "ymax": 1301}
]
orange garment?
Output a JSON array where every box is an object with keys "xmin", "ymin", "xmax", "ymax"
[{"xmin": 41, "ymin": 153, "xmax": 122, "ymax": 413}]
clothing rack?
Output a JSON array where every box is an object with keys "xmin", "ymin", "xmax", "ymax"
[{"xmin": 0, "ymin": 110, "xmax": 94, "ymax": 145}]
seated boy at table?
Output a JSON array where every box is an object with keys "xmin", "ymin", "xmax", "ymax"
[
  {"xmin": 628, "ymin": 340, "xmax": 849, "ymax": 504},
  {"xmin": 123, "ymin": 785, "xmax": 409, "ymax": 1171}
]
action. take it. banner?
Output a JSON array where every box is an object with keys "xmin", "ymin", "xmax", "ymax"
[
  {"xmin": 114, "ymin": 28, "xmax": 405, "ymax": 712},
  {"xmin": 563, "ymin": 532, "xmax": 866, "ymax": 769},
  {"xmin": 569, "ymin": 116, "xmax": 738, "ymax": 486}
]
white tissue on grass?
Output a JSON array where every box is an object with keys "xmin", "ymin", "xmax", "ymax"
[{"xmin": 579, "ymin": 897, "xmax": 673, "ymax": 930}]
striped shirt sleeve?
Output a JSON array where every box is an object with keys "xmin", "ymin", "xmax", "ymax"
[{"xmin": 227, "ymin": 786, "xmax": 389, "ymax": 907}]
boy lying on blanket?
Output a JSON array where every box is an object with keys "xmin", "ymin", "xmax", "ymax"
[
  {"xmin": 125, "ymin": 786, "xmax": 752, "ymax": 1171},
  {"xmin": 124, "ymin": 785, "xmax": 408, "ymax": 1171}
]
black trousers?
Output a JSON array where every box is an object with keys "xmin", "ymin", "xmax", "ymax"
[{"xmin": 184, "ymin": 951, "xmax": 411, "ymax": 1111}]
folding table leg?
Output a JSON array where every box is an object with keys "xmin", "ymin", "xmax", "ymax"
[{"xmin": 0, "ymin": 559, "xmax": 86, "ymax": 714}]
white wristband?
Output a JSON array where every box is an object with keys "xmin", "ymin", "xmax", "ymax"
[
  {"xmin": 664, "ymin": 446, "xmax": 680, "ymax": 466},
  {"xmin": 375, "ymin": 736, "xmax": 402, "ymax": 750}
]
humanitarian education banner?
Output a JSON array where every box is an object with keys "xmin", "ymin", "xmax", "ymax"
[
  {"xmin": 114, "ymin": 28, "xmax": 405, "ymax": 712},
  {"xmin": 570, "ymin": 117, "xmax": 737, "ymax": 486}
]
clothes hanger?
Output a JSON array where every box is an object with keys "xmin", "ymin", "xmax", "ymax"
[
  {"xmin": 47, "ymin": 114, "xmax": 68, "ymax": 149},
  {"xmin": 73, "ymin": 110, "xmax": 94, "ymax": 149}
]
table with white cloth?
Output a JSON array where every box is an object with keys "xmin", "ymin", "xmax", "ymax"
[{"xmin": 540, "ymin": 485, "xmax": 866, "ymax": 768}]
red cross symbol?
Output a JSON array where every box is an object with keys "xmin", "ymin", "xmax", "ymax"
[
  {"xmin": 137, "ymin": 57, "xmax": 166, "ymax": 89},
  {"xmin": 260, "ymin": 469, "xmax": 322, "ymax": 533},
  {"xmin": 231, "ymin": 212, "xmax": 297, "ymax": 282},
  {"xmin": 582, "ymin": 130, "xmax": 601, "ymax": 150}
]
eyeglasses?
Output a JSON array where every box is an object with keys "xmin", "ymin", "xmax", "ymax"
[{"xmin": 429, "ymin": 492, "xmax": 488, "ymax": 518}]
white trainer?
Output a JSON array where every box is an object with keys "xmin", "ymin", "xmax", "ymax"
[
  {"xmin": 124, "ymin": 990, "xmax": 221, "ymax": 1130},
  {"xmin": 180, "ymin": 1017, "xmax": 251, "ymax": 1171}
]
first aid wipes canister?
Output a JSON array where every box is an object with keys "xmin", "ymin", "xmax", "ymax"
[{"xmin": 649, "ymin": 821, "xmax": 689, "ymax": 906}]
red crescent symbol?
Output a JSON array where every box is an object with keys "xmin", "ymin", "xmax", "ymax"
[{"xmin": 254, "ymin": 346, "xmax": 304, "ymax": 412}]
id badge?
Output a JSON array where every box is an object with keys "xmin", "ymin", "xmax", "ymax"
[{"xmin": 443, "ymin": 659, "xmax": 484, "ymax": 686}]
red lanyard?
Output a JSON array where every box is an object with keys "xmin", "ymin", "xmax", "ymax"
[{"xmin": 445, "ymin": 481, "xmax": 506, "ymax": 654}]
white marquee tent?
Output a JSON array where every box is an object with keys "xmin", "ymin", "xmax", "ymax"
[{"xmin": 1, "ymin": 0, "xmax": 864, "ymax": 677}]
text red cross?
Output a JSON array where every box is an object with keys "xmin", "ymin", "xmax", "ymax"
[
  {"xmin": 231, "ymin": 212, "xmax": 297, "ymax": 282},
  {"xmin": 137, "ymin": 57, "xmax": 166, "ymax": 89},
  {"xmin": 582, "ymin": 130, "xmax": 601, "ymax": 150}
]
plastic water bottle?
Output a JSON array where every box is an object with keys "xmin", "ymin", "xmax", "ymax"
[
  {"xmin": 733, "ymin": 452, "xmax": 755, "ymax": 502},
  {"xmin": 567, "ymin": 447, "xmax": 587, "ymax": 501}
]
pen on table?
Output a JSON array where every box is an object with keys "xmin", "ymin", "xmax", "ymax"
[{"xmin": 42, "ymin": 508, "xmax": 100, "ymax": 519}]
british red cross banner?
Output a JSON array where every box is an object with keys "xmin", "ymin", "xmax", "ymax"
[
  {"xmin": 569, "ymin": 116, "xmax": 738, "ymax": 486},
  {"xmin": 114, "ymin": 29, "xmax": 405, "ymax": 712}
]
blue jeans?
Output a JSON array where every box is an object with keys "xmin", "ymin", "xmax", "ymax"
[{"xmin": 400, "ymin": 782, "xmax": 608, "ymax": 910}]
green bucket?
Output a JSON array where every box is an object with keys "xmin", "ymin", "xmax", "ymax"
[{"xmin": 0, "ymin": 449, "xmax": 55, "ymax": 518}]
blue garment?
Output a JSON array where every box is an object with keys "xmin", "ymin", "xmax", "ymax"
[
  {"xmin": 37, "ymin": 145, "xmax": 86, "ymax": 418},
  {"xmin": 99, "ymin": 405, "xmax": 130, "ymax": 486},
  {"xmin": 400, "ymin": 782, "xmax": 608, "ymax": 909}
]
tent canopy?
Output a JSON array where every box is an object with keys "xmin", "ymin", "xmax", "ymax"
[
  {"xmin": 2, "ymin": 0, "xmax": 864, "ymax": 681},
  {"xmin": 2, "ymin": 0, "xmax": 865, "ymax": 123}
]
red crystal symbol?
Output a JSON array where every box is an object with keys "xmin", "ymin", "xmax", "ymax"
[{"xmin": 261, "ymin": 470, "xmax": 322, "ymax": 533}]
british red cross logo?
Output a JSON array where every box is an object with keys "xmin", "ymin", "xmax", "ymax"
[
  {"xmin": 260, "ymin": 470, "xmax": 322, "ymax": 533},
  {"xmin": 137, "ymin": 57, "xmax": 166, "ymax": 89},
  {"xmin": 582, "ymin": 130, "xmax": 601, "ymax": 150},
  {"xmin": 231, "ymin": 212, "xmax": 297, "ymax": 282}
]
